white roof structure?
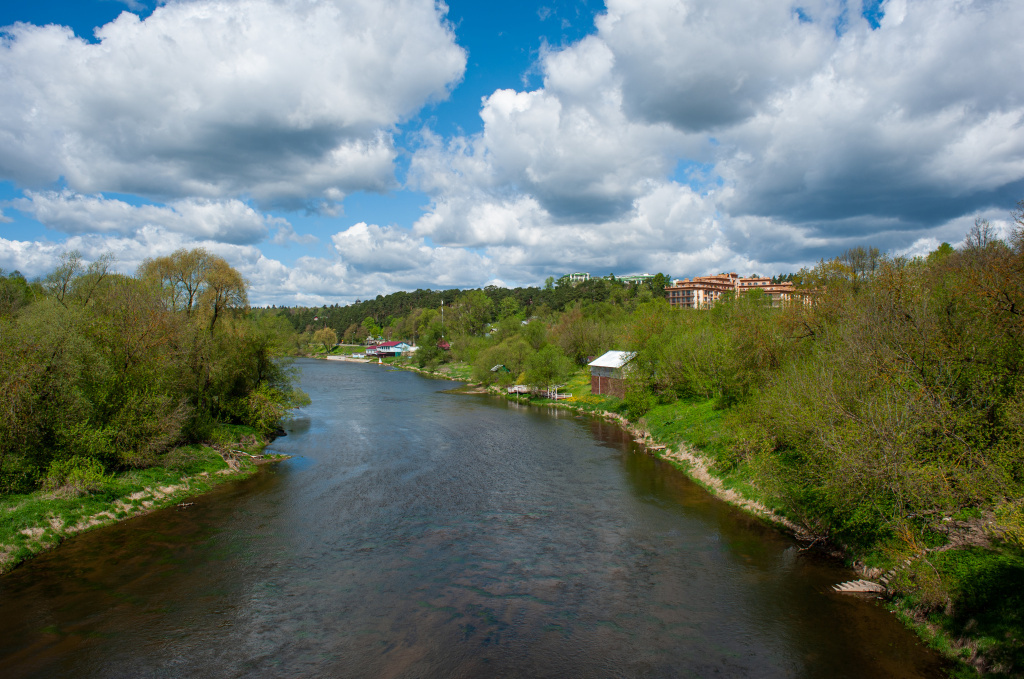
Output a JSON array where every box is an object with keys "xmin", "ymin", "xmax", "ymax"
[{"xmin": 587, "ymin": 350, "xmax": 636, "ymax": 369}]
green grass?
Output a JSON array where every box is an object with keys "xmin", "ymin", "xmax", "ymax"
[
  {"xmin": 932, "ymin": 547, "xmax": 1024, "ymax": 674},
  {"xmin": 952, "ymin": 507, "xmax": 983, "ymax": 521},
  {"xmin": 411, "ymin": 360, "xmax": 473, "ymax": 381},
  {"xmin": 887, "ymin": 546, "xmax": 1024, "ymax": 677},
  {"xmin": 0, "ymin": 425, "xmax": 279, "ymax": 574},
  {"xmin": 644, "ymin": 398, "xmax": 727, "ymax": 456}
]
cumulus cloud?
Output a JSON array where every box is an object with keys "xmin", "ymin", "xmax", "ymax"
[
  {"xmin": 0, "ymin": 0, "xmax": 466, "ymax": 210},
  {"xmin": 599, "ymin": 0, "xmax": 840, "ymax": 131},
  {"xmin": 410, "ymin": 37, "xmax": 693, "ymax": 232},
  {"xmin": 409, "ymin": 0, "xmax": 1024, "ymax": 280},
  {"xmin": 0, "ymin": 227, "xmax": 260, "ymax": 278},
  {"xmin": 5, "ymin": 0, "xmax": 1023, "ymax": 297},
  {"xmin": 329, "ymin": 221, "xmax": 496, "ymax": 288},
  {"xmin": 272, "ymin": 224, "xmax": 319, "ymax": 247},
  {"xmin": 14, "ymin": 190, "xmax": 282, "ymax": 244},
  {"xmin": 333, "ymin": 222, "xmax": 431, "ymax": 272},
  {"xmin": 718, "ymin": 0, "xmax": 1024, "ymax": 229}
]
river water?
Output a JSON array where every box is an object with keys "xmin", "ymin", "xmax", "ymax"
[{"xmin": 0, "ymin": 359, "xmax": 947, "ymax": 678}]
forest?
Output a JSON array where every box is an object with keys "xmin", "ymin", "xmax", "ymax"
[{"xmin": 0, "ymin": 248, "xmax": 308, "ymax": 497}]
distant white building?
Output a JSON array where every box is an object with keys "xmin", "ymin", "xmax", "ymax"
[{"xmin": 615, "ymin": 273, "xmax": 657, "ymax": 285}]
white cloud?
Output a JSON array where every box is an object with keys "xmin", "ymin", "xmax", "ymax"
[
  {"xmin": 0, "ymin": 209, "xmax": 11, "ymax": 224},
  {"xmin": 0, "ymin": 0, "xmax": 466, "ymax": 210},
  {"xmin": 599, "ymin": 0, "xmax": 840, "ymax": 131},
  {"xmin": 717, "ymin": 0, "xmax": 1024, "ymax": 226},
  {"xmin": 0, "ymin": 227, "xmax": 261, "ymax": 279},
  {"xmin": 5, "ymin": 0, "xmax": 1024, "ymax": 295},
  {"xmin": 0, "ymin": 221, "xmax": 496, "ymax": 306},
  {"xmin": 333, "ymin": 222, "xmax": 432, "ymax": 272},
  {"xmin": 409, "ymin": 39, "xmax": 693, "ymax": 234},
  {"xmin": 408, "ymin": 0, "xmax": 1024, "ymax": 281},
  {"xmin": 329, "ymin": 221, "xmax": 495, "ymax": 288},
  {"xmin": 14, "ymin": 190, "xmax": 282, "ymax": 244},
  {"xmin": 272, "ymin": 224, "xmax": 319, "ymax": 247}
]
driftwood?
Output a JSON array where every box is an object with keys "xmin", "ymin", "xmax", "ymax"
[{"xmin": 212, "ymin": 444, "xmax": 264, "ymax": 470}]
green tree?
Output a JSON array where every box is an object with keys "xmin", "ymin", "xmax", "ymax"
[
  {"xmin": 926, "ymin": 242, "xmax": 955, "ymax": 263},
  {"xmin": 201, "ymin": 258, "xmax": 248, "ymax": 333},
  {"xmin": 498, "ymin": 295, "xmax": 521, "ymax": 320},
  {"xmin": 361, "ymin": 316, "xmax": 382, "ymax": 340},
  {"xmin": 313, "ymin": 327, "xmax": 338, "ymax": 352},
  {"xmin": 0, "ymin": 269, "xmax": 33, "ymax": 317},
  {"xmin": 553, "ymin": 305, "xmax": 604, "ymax": 365},
  {"xmin": 448, "ymin": 289, "xmax": 494, "ymax": 338},
  {"xmin": 525, "ymin": 344, "xmax": 573, "ymax": 391},
  {"xmin": 138, "ymin": 248, "xmax": 213, "ymax": 314}
]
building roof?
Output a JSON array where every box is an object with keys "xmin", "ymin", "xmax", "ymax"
[{"xmin": 587, "ymin": 350, "xmax": 636, "ymax": 369}]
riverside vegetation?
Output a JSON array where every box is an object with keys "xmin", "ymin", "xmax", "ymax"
[
  {"xmin": 0, "ymin": 248, "xmax": 308, "ymax": 572},
  {"xmin": 284, "ymin": 210, "xmax": 1024, "ymax": 677}
]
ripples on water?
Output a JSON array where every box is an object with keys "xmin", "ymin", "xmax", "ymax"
[{"xmin": 0, "ymin": 359, "xmax": 948, "ymax": 678}]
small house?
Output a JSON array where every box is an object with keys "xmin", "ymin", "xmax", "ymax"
[
  {"xmin": 587, "ymin": 350, "xmax": 635, "ymax": 398},
  {"xmin": 374, "ymin": 341, "xmax": 413, "ymax": 357}
]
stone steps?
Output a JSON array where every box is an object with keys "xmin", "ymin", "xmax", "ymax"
[{"xmin": 832, "ymin": 579, "xmax": 887, "ymax": 593}]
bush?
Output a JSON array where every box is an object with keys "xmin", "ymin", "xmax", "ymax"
[
  {"xmin": 43, "ymin": 456, "xmax": 107, "ymax": 496},
  {"xmin": 624, "ymin": 388, "xmax": 655, "ymax": 420},
  {"xmin": 244, "ymin": 383, "xmax": 310, "ymax": 436}
]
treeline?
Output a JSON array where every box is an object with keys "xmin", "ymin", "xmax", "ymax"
[
  {"xmin": 0, "ymin": 249, "xmax": 307, "ymax": 495},
  {"xmin": 271, "ymin": 273, "xmax": 672, "ymax": 344}
]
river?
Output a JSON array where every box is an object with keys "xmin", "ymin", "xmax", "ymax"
[{"xmin": 0, "ymin": 358, "xmax": 948, "ymax": 677}]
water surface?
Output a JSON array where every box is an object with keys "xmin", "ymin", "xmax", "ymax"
[{"xmin": 0, "ymin": 359, "xmax": 947, "ymax": 677}]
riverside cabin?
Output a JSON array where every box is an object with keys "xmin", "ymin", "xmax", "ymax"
[
  {"xmin": 587, "ymin": 350, "xmax": 635, "ymax": 398},
  {"xmin": 366, "ymin": 341, "xmax": 414, "ymax": 357}
]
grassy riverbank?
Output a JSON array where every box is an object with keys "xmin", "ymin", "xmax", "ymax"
[
  {"xmin": 0, "ymin": 424, "xmax": 286, "ymax": 575},
  {"xmin": 316, "ymin": 351, "xmax": 1023, "ymax": 676},
  {"xmin": 453, "ymin": 366, "xmax": 1022, "ymax": 678},
  {"xmin": 635, "ymin": 398, "xmax": 1023, "ymax": 678}
]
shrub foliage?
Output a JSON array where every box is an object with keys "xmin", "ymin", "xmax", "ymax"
[{"xmin": 0, "ymin": 249, "xmax": 307, "ymax": 494}]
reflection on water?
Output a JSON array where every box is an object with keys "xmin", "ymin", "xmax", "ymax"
[{"xmin": 0, "ymin": 359, "xmax": 948, "ymax": 678}]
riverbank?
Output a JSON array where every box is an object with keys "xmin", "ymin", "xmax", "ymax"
[
  {"xmin": 0, "ymin": 426, "xmax": 288, "ymax": 575},
  {"xmin": 383, "ymin": 357, "xmax": 1014, "ymax": 677},
  {"xmin": 489, "ymin": 385, "xmax": 1021, "ymax": 677},
  {"xmin": 495, "ymin": 388, "xmax": 809, "ymax": 539},
  {"xmin": 302, "ymin": 356, "xmax": 1021, "ymax": 675}
]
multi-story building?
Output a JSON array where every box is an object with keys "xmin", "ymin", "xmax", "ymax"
[
  {"xmin": 665, "ymin": 273, "xmax": 801, "ymax": 309},
  {"xmin": 614, "ymin": 273, "xmax": 657, "ymax": 285},
  {"xmin": 566, "ymin": 272, "xmax": 590, "ymax": 284}
]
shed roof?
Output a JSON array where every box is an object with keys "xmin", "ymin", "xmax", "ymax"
[{"xmin": 587, "ymin": 350, "xmax": 636, "ymax": 369}]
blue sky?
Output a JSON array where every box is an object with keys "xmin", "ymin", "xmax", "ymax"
[{"xmin": 1, "ymin": 0, "xmax": 1022, "ymax": 305}]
